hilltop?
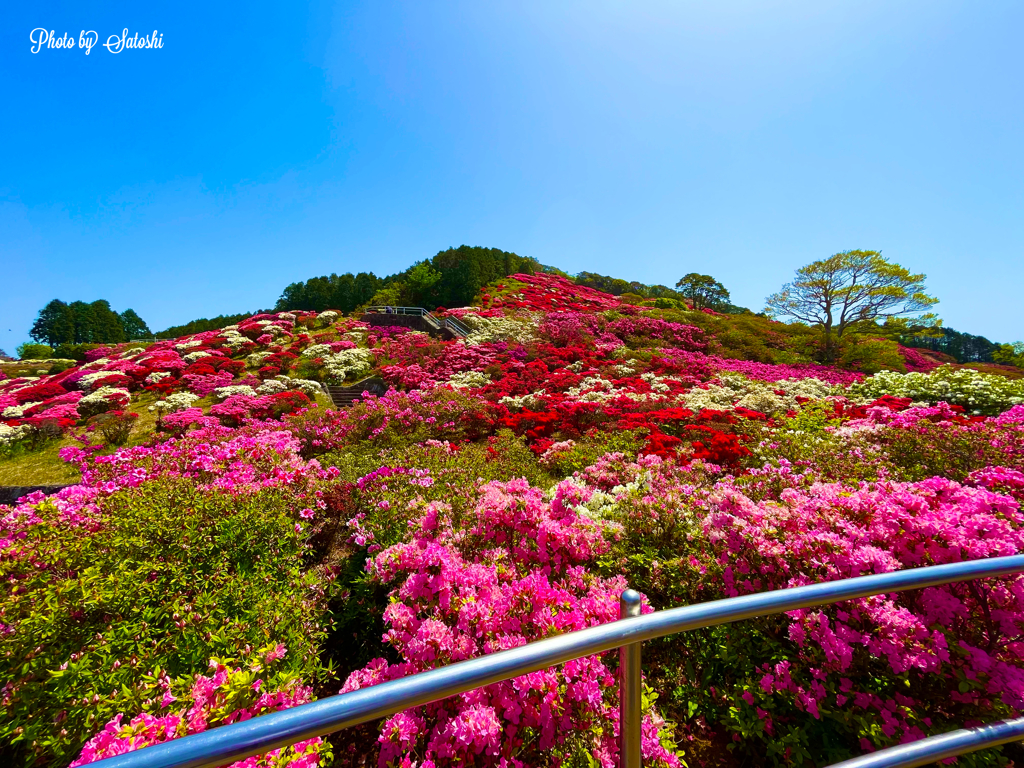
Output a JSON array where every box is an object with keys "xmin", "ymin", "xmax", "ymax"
[{"xmin": 3, "ymin": 268, "xmax": 1024, "ymax": 767}]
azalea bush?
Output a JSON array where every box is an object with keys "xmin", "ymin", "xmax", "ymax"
[
  {"xmin": 0, "ymin": 480, "xmax": 332, "ymax": 767},
  {"xmin": 589, "ymin": 455, "xmax": 1024, "ymax": 766},
  {"xmin": 90, "ymin": 410, "xmax": 139, "ymax": 446},
  {"xmin": 8, "ymin": 271, "xmax": 1024, "ymax": 767},
  {"xmin": 851, "ymin": 365, "xmax": 1024, "ymax": 414},
  {"xmin": 70, "ymin": 647, "xmax": 329, "ymax": 768},
  {"xmin": 342, "ymin": 479, "xmax": 682, "ymax": 768}
]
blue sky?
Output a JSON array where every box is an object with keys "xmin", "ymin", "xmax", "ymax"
[{"xmin": 3, "ymin": 1, "xmax": 1023, "ymax": 350}]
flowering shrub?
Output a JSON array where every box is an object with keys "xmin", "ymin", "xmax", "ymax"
[
  {"xmin": 72, "ymin": 648, "xmax": 328, "ymax": 768},
  {"xmin": 484, "ymin": 272, "xmax": 623, "ymax": 312},
  {"xmin": 7, "ymin": 277, "xmax": 1024, "ymax": 767},
  {"xmin": 343, "ymin": 479, "xmax": 681, "ymax": 767},
  {"xmin": 0, "ymin": 476, "xmax": 333, "ymax": 766},
  {"xmin": 91, "ymin": 410, "xmax": 139, "ymax": 446},
  {"xmin": 851, "ymin": 365, "xmax": 1024, "ymax": 414},
  {"xmin": 78, "ymin": 386, "xmax": 131, "ymax": 417},
  {"xmin": 581, "ymin": 454, "xmax": 1024, "ymax": 765}
]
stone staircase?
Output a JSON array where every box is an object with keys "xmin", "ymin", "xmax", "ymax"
[{"xmin": 324, "ymin": 377, "xmax": 389, "ymax": 408}]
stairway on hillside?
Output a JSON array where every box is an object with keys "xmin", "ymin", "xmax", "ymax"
[
  {"xmin": 363, "ymin": 307, "xmax": 471, "ymax": 339},
  {"xmin": 324, "ymin": 377, "xmax": 389, "ymax": 408}
]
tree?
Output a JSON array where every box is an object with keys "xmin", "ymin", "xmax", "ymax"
[
  {"xmin": 404, "ymin": 262, "xmax": 442, "ymax": 304},
  {"xmin": 119, "ymin": 309, "xmax": 152, "ymax": 340},
  {"xmin": 764, "ymin": 250, "xmax": 938, "ymax": 360},
  {"xmin": 675, "ymin": 273, "xmax": 731, "ymax": 310},
  {"xmin": 17, "ymin": 343, "xmax": 54, "ymax": 359},
  {"xmin": 993, "ymin": 342, "xmax": 1024, "ymax": 369},
  {"xmin": 29, "ymin": 299, "xmax": 76, "ymax": 346},
  {"xmin": 155, "ymin": 312, "xmax": 253, "ymax": 339}
]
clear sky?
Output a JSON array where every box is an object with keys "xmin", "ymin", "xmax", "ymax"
[{"xmin": 3, "ymin": 1, "xmax": 1023, "ymax": 351}]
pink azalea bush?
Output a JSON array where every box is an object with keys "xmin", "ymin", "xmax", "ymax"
[
  {"xmin": 584, "ymin": 451, "xmax": 1024, "ymax": 764},
  {"xmin": 71, "ymin": 648, "xmax": 328, "ymax": 768},
  {"xmin": 6, "ymin": 274, "xmax": 1024, "ymax": 767},
  {"xmin": 342, "ymin": 479, "xmax": 681, "ymax": 767}
]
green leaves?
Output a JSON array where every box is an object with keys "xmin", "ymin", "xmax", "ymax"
[
  {"xmin": 0, "ymin": 480, "xmax": 332, "ymax": 767},
  {"xmin": 765, "ymin": 250, "xmax": 940, "ymax": 361}
]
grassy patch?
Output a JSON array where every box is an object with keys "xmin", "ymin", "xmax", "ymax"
[{"xmin": 0, "ymin": 444, "xmax": 81, "ymax": 485}]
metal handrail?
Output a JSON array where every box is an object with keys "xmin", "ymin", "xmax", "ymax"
[
  {"xmin": 88, "ymin": 555, "xmax": 1024, "ymax": 768},
  {"xmin": 365, "ymin": 306, "xmax": 441, "ymax": 328},
  {"xmin": 827, "ymin": 717, "xmax": 1024, "ymax": 768},
  {"xmin": 364, "ymin": 306, "xmax": 470, "ymax": 337},
  {"xmin": 364, "ymin": 306, "xmax": 432, "ymax": 318},
  {"xmin": 443, "ymin": 316, "xmax": 471, "ymax": 337}
]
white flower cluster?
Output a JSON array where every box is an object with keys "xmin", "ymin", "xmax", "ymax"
[
  {"xmin": 175, "ymin": 339, "xmax": 204, "ymax": 351},
  {"xmin": 256, "ymin": 376, "xmax": 327, "ymax": 397},
  {"xmin": 148, "ymin": 392, "xmax": 200, "ymax": 413},
  {"xmin": 446, "ymin": 370, "xmax": 491, "ymax": 390},
  {"xmin": 183, "ymin": 351, "xmax": 211, "ymax": 364},
  {"xmin": 79, "ymin": 387, "xmax": 130, "ymax": 417},
  {"xmin": 461, "ymin": 314, "xmax": 538, "ymax": 345},
  {"xmin": 77, "ymin": 370, "xmax": 114, "ymax": 390},
  {"xmin": 562, "ymin": 373, "xmax": 681, "ymax": 404},
  {"xmin": 566, "ymin": 376, "xmax": 617, "ymax": 403},
  {"xmin": 316, "ymin": 310, "xmax": 340, "ymax": 327},
  {"xmin": 301, "ymin": 344, "xmax": 331, "ymax": 358},
  {"xmin": 566, "ymin": 360, "xmax": 587, "ymax": 373},
  {"xmin": 246, "ymin": 351, "xmax": 273, "ymax": 368},
  {"xmin": 146, "ymin": 371, "xmax": 172, "ymax": 384},
  {"xmin": 2, "ymin": 402, "xmax": 40, "ymax": 419},
  {"xmin": 0, "ymin": 422, "xmax": 31, "ymax": 445},
  {"xmin": 221, "ymin": 328, "xmax": 249, "ymax": 349},
  {"xmin": 498, "ymin": 391, "xmax": 547, "ymax": 411},
  {"xmin": 213, "ymin": 385, "xmax": 257, "ymax": 400},
  {"xmin": 849, "ymin": 365, "xmax": 1024, "ymax": 414},
  {"xmin": 300, "ymin": 347, "xmax": 374, "ymax": 384},
  {"xmin": 256, "ymin": 379, "xmax": 290, "ymax": 395},
  {"xmin": 288, "ymin": 378, "xmax": 324, "ymax": 396},
  {"xmin": 641, "ymin": 372, "xmax": 671, "ymax": 394},
  {"xmin": 681, "ymin": 374, "xmax": 838, "ymax": 416}
]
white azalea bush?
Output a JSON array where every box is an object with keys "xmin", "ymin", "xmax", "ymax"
[
  {"xmin": 461, "ymin": 313, "xmax": 538, "ymax": 345},
  {"xmin": 256, "ymin": 379, "xmax": 290, "ymax": 395},
  {"xmin": 446, "ymin": 370, "xmax": 490, "ymax": 390},
  {"xmin": 849, "ymin": 365, "xmax": 1024, "ymax": 414},
  {"xmin": 682, "ymin": 374, "xmax": 838, "ymax": 416},
  {"xmin": 213, "ymin": 385, "xmax": 257, "ymax": 401},
  {"xmin": 2, "ymin": 402, "xmax": 40, "ymax": 419},
  {"xmin": 301, "ymin": 346, "xmax": 374, "ymax": 384},
  {"xmin": 315, "ymin": 310, "xmax": 339, "ymax": 327},
  {"xmin": 78, "ymin": 387, "xmax": 130, "ymax": 418},
  {"xmin": 0, "ymin": 423, "xmax": 31, "ymax": 451},
  {"xmin": 148, "ymin": 392, "xmax": 200, "ymax": 414},
  {"xmin": 256, "ymin": 376, "xmax": 321, "ymax": 397}
]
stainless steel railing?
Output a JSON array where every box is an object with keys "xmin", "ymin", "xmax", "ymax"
[
  {"xmin": 88, "ymin": 555, "xmax": 1024, "ymax": 768},
  {"xmin": 364, "ymin": 307, "xmax": 470, "ymax": 337},
  {"xmin": 364, "ymin": 306, "xmax": 431, "ymax": 316}
]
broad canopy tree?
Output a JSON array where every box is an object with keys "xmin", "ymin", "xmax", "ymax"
[
  {"xmin": 675, "ymin": 273, "xmax": 731, "ymax": 310},
  {"xmin": 764, "ymin": 250, "xmax": 938, "ymax": 360}
]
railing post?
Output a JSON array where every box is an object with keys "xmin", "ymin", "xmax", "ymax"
[{"xmin": 620, "ymin": 588, "xmax": 642, "ymax": 768}]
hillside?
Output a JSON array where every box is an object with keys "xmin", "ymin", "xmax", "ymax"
[{"xmin": 3, "ymin": 272, "xmax": 1024, "ymax": 767}]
